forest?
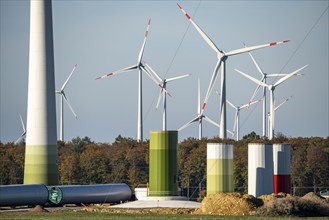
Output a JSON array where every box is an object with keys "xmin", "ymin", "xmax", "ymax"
[{"xmin": 1, "ymin": 133, "xmax": 328, "ymax": 201}]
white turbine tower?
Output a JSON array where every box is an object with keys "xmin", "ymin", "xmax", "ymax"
[
  {"xmin": 245, "ymin": 44, "xmax": 303, "ymax": 138},
  {"xmin": 235, "ymin": 65, "xmax": 307, "ymax": 139},
  {"xmin": 268, "ymin": 95, "xmax": 293, "ymax": 136},
  {"xmin": 178, "ymin": 79, "xmax": 227, "ymax": 140},
  {"xmin": 25, "ymin": 0, "xmax": 58, "ymax": 184},
  {"xmin": 227, "ymin": 99, "xmax": 262, "ymax": 141},
  {"xmin": 56, "ymin": 64, "xmax": 78, "ymax": 142},
  {"xmin": 15, "ymin": 114, "xmax": 26, "ymax": 144},
  {"xmin": 177, "ymin": 3, "xmax": 289, "ymax": 139},
  {"xmin": 143, "ymin": 61, "xmax": 191, "ymax": 131},
  {"xmin": 95, "ymin": 19, "xmax": 169, "ymax": 142}
]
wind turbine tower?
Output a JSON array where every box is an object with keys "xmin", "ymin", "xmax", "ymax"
[{"xmin": 24, "ymin": 0, "xmax": 58, "ymax": 184}]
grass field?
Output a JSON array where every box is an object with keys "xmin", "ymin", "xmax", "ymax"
[
  {"xmin": 1, "ymin": 210, "xmax": 329, "ymax": 220},
  {"xmin": 1, "ymin": 211, "xmax": 236, "ymax": 220}
]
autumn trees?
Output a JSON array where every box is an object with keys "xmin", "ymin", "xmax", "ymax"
[{"xmin": 0, "ymin": 134, "xmax": 328, "ymax": 199}]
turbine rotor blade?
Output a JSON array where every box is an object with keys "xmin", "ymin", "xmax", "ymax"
[
  {"xmin": 166, "ymin": 73, "xmax": 192, "ymax": 82},
  {"xmin": 95, "ymin": 64, "xmax": 138, "ymax": 80},
  {"xmin": 178, "ymin": 116, "xmax": 199, "ymax": 131},
  {"xmin": 273, "ymin": 65, "xmax": 307, "ymax": 87},
  {"xmin": 177, "ymin": 4, "xmax": 222, "ymax": 55},
  {"xmin": 275, "ymin": 95, "xmax": 293, "ymax": 111},
  {"xmin": 226, "ymin": 100, "xmax": 237, "ymax": 109},
  {"xmin": 240, "ymin": 98, "xmax": 262, "ymax": 109},
  {"xmin": 204, "ymin": 116, "xmax": 220, "ymax": 128},
  {"xmin": 235, "ymin": 69, "xmax": 269, "ymax": 88},
  {"xmin": 61, "ymin": 64, "xmax": 77, "ymax": 91},
  {"xmin": 143, "ymin": 61, "xmax": 162, "ymax": 83},
  {"xmin": 155, "ymin": 89, "xmax": 163, "ymax": 111},
  {"xmin": 232, "ymin": 110, "xmax": 238, "ymax": 134},
  {"xmin": 137, "ymin": 18, "xmax": 151, "ymax": 64},
  {"xmin": 244, "ymin": 43, "xmax": 265, "ymax": 77},
  {"xmin": 267, "ymin": 73, "xmax": 304, "ymax": 77},
  {"xmin": 19, "ymin": 114, "xmax": 26, "ymax": 132},
  {"xmin": 62, "ymin": 92, "xmax": 78, "ymax": 119},
  {"xmin": 200, "ymin": 59, "xmax": 222, "ymax": 115},
  {"xmin": 197, "ymin": 78, "xmax": 201, "ymax": 115},
  {"xmin": 226, "ymin": 40, "xmax": 290, "ymax": 57},
  {"xmin": 249, "ymin": 83, "xmax": 263, "ymax": 103}
]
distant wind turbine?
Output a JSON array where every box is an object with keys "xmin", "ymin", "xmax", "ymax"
[
  {"xmin": 95, "ymin": 19, "xmax": 169, "ymax": 142},
  {"xmin": 56, "ymin": 64, "xmax": 78, "ymax": 141},
  {"xmin": 143, "ymin": 61, "xmax": 191, "ymax": 131},
  {"xmin": 15, "ymin": 114, "xmax": 26, "ymax": 144},
  {"xmin": 227, "ymin": 98, "xmax": 262, "ymax": 141},
  {"xmin": 235, "ymin": 65, "xmax": 307, "ymax": 139},
  {"xmin": 245, "ymin": 44, "xmax": 303, "ymax": 137},
  {"xmin": 177, "ymin": 3, "xmax": 289, "ymax": 139},
  {"xmin": 178, "ymin": 79, "xmax": 232, "ymax": 140}
]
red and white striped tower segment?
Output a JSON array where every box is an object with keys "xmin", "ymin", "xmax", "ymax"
[{"xmin": 273, "ymin": 144, "xmax": 291, "ymax": 194}]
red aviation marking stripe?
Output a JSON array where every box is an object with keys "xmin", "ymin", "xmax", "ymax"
[
  {"xmin": 202, "ymin": 103, "xmax": 206, "ymax": 110},
  {"xmin": 148, "ymin": 19, "xmax": 151, "ymax": 25},
  {"xmin": 107, "ymin": 73, "xmax": 113, "ymax": 77},
  {"xmin": 158, "ymin": 84, "xmax": 163, "ymax": 89},
  {"xmin": 145, "ymin": 30, "xmax": 148, "ymax": 37},
  {"xmin": 177, "ymin": 3, "xmax": 182, "ymax": 10},
  {"xmin": 95, "ymin": 77, "xmax": 101, "ymax": 80},
  {"xmin": 270, "ymin": 42, "xmax": 277, "ymax": 46},
  {"xmin": 283, "ymin": 40, "xmax": 290, "ymax": 43},
  {"xmin": 185, "ymin": 13, "xmax": 191, "ymax": 20}
]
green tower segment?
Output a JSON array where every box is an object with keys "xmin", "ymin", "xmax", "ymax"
[
  {"xmin": 24, "ymin": 0, "xmax": 58, "ymax": 185},
  {"xmin": 149, "ymin": 131, "xmax": 178, "ymax": 196},
  {"xmin": 207, "ymin": 143, "xmax": 233, "ymax": 195},
  {"xmin": 24, "ymin": 145, "xmax": 58, "ymax": 184}
]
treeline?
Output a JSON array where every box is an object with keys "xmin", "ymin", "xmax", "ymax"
[{"xmin": 1, "ymin": 133, "xmax": 328, "ymax": 199}]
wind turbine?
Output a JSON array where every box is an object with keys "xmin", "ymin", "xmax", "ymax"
[
  {"xmin": 245, "ymin": 44, "xmax": 303, "ymax": 138},
  {"xmin": 143, "ymin": 61, "xmax": 191, "ymax": 131},
  {"xmin": 95, "ymin": 19, "xmax": 170, "ymax": 142},
  {"xmin": 227, "ymin": 99, "xmax": 262, "ymax": 141},
  {"xmin": 178, "ymin": 79, "xmax": 230, "ymax": 140},
  {"xmin": 56, "ymin": 64, "xmax": 78, "ymax": 142},
  {"xmin": 235, "ymin": 65, "xmax": 307, "ymax": 139},
  {"xmin": 15, "ymin": 114, "xmax": 26, "ymax": 144},
  {"xmin": 267, "ymin": 95, "xmax": 293, "ymax": 136},
  {"xmin": 177, "ymin": 3, "xmax": 289, "ymax": 139}
]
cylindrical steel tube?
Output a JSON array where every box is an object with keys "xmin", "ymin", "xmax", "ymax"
[
  {"xmin": 0, "ymin": 184, "xmax": 48, "ymax": 206},
  {"xmin": 47, "ymin": 184, "xmax": 131, "ymax": 205}
]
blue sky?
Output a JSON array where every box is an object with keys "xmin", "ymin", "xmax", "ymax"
[{"xmin": 1, "ymin": 1, "xmax": 328, "ymax": 143}]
